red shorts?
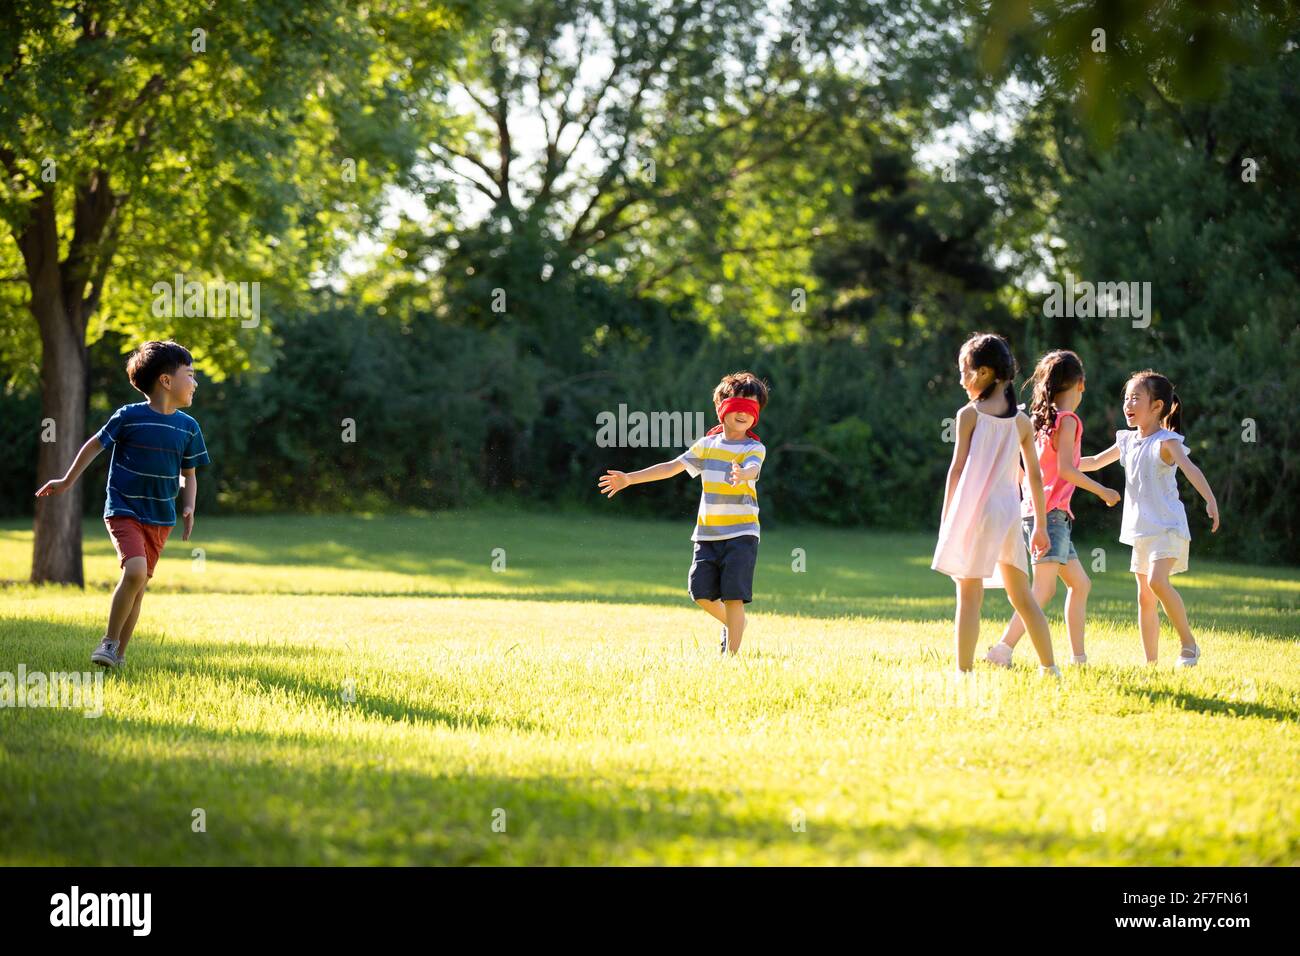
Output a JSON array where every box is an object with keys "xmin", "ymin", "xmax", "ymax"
[{"xmin": 104, "ymin": 516, "xmax": 173, "ymax": 578}]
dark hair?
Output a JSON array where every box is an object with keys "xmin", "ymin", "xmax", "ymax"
[
  {"xmin": 1126, "ymin": 369, "xmax": 1183, "ymax": 433},
  {"xmin": 126, "ymin": 340, "xmax": 193, "ymax": 396},
  {"xmin": 1027, "ymin": 349, "xmax": 1085, "ymax": 435},
  {"xmin": 713, "ymin": 370, "xmax": 769, "ymax": 410},
  {"xmin": 959, "ymin": 332, "xmax": 1018, "ymax": 412}
]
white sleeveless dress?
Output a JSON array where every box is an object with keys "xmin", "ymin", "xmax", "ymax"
[{"xmin": 931, "ymin": 406, "xmax": 1029, "ymax": 587}]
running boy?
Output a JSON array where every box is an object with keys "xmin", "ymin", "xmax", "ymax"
[
  {"xmin": 36, "ymin": 340, "xmax": 210, "ymax": 668},
  {"xmin": 598, "ymin": 371, "xmax": 768, "ymax": 655}
]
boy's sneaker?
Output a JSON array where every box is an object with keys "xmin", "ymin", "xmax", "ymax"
[
  {"xmin": 1039, "ymin": 664, "xmax": 1062, "ymax": 678},
  {"xmin": 1175, "ymin": 643, "xmax": 1201, "ymax": 668},
  {"xmin": 985, "ymin": 642, "xmax": 1013, "ymax": 668},
  {"xmin": 1070, "ymin": 654, "xmax": 1088, "ymax": 666},
  {"xmin": 719, "ymin": 626, "xmax": 729, "ymax": 655},
  {"xmin": 91, "ymin": 638, "xmax": 121, "ymax": 668}
]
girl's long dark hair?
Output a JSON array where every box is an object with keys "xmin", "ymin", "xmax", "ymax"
[
  {"xmin": 959, "ymin": 332, "xmax": 1019, "ymax": 413},
  {"xmin": 1027, "ymin": 349, "xmax": 1085, "ymax": 435},
  {"xmin": 1127, "ymin": 370, "xmax": 1183, "ymax": 433}
]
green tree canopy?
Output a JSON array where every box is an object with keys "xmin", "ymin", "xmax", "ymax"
[{"xmin": 0, "ymin": 0, "xmax": 469, "ymax": 582}]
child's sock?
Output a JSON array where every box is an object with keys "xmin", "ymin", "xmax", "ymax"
[{"xmin": 985, "ymin": 641, "xmax": 1014, "ymax": 667}]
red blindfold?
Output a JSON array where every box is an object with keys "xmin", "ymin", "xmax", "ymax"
[{"xmin": 707, "ymin": 397, "xmax": 761, "ymax": 440}]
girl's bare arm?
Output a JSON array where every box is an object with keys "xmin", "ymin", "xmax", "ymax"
[
  {"xmin": 1054, "ymin": 417, "xmax": 1119, "ymax": 504},
  {"xmin": 1019, "ymin": 415, "xmax": 1051, "ymax": 557},
  {"xmin": 1019, "ymin": 415, "xmax": 1048, "ymax": 528},
  {"xmin": 940, "ymin": 406, "xmax": 976, "ymax": 526},
  {"xmin": 1079, "ymin": 442, "xmax": 1120, "ymax": 472},
  {"xmin": 1164, "ymin": 440, "xmax": 1220, "ymax": 532}
]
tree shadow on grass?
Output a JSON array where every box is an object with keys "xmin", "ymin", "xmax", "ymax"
[
  {"xmin": 0, "ymin": 617, "xmax": 113, "ymax": 671},
  {"xmin": 0, "ymin": 716, "xmax": 1230, "ymax": 866},
  {"xmin": 0, "ymin": 618, "xmax": 536, "ymax": 733},
  {"xmin": 1114, "ymin": 684, "xmax": 1300, "ymax": 723},
  {"xmin": 135, "ymin": 640, "xmax": 540, "ymax": 733}
]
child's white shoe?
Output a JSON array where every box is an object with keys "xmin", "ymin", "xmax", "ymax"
[
  {"xmin": 1070, "ymin": 654, "xmax": 1087, "ymax": 666},
  {"xmin": 985, "ymin": 642, "xmax": 1014, "ymax": 668},
  {"xmin": 1039, "ymin": 664, "xmax": 1061, "ymax": 678},
  {"xmin": 1175, "ymin": 643, "xmax": 1201, "ymax": 668}
]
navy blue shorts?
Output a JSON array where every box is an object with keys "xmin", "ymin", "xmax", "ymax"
[{"xmin": 688, "ymin": 535, "xmax": 758, "ymax": 604}]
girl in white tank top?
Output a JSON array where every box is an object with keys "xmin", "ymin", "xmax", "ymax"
[
  {"xmin": 931, "ymin": 334, "xmax": 1060, "ymax": 675},
  {"xmin": 1082, "ymin": 371, "xmax": 1220, "ymax": 666}
]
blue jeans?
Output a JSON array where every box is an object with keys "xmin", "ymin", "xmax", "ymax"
[{"xmin": 1022, "ymin": 509, "xmax": 1077, "ymax": 565}]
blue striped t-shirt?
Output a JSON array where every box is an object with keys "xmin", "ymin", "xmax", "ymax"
[
  {"xmin": 96, "ymin": 402, "xmax": 210, "ymax": 526},
  {"xmin": 675, "ymin": 434, "xmax": 766, "ymax": 541}
]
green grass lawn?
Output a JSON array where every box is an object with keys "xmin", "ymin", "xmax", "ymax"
[{"xmin": 1, "ymin": 507, "xmax": 1297, "ymax": 865}]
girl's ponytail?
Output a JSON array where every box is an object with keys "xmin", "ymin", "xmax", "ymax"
[
  {"xmin": 1027, "ymin": 349, "xmax": 1085, "ymax": 435},
  {"xmin": 1165, "ymin": 389, "xmax": 1183, "ymax": 434},
  {"xmin": 1126, "ymin": 370, "xmax": 1183, "ymax": 435},
  {"xmin": 1029, "ymin": 378, "xmax": 1056, "ymax": 435},
  {"xmin": 959, "ymin": 332, "xmax": 1019, "ymax": 410}
]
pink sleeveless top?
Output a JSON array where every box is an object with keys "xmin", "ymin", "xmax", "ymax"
[{"xmin": 1021, "ymin": 409, "xmax": 1082, "ymax": 519}]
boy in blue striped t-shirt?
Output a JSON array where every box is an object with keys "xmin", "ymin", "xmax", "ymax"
[
  {"xmin": 599, "ymin": 371, "xmax": 768, "ymax": 655},
  {"xmin": 36, "ymin": 341, "xmax": 210, "ymax": 668}
]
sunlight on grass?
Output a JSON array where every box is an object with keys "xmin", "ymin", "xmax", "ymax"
[{"xmin": 1, "ymin": 509, "xmax": 1297, "ymax": 864}]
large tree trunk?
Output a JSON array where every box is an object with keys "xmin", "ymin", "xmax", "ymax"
[
  {"xmin": 20, "ymin": 189, "xmax": 94, "ymax": 586},
  {"xmin": 31, "ymin": 305, "xmax": 88, "ymax": 586}
]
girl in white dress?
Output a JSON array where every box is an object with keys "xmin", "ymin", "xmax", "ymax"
[
  {"xmin": 932, "ymin": 333, "xmax": 1058, "ymax": 674},
  {"xmin": 1079, "ymin": 370, "xmax": 1220, "ymax": 666}
]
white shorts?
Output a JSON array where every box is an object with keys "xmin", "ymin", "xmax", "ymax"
[{"xmin": 1129, "ymin": 532, "xmax": 1190, "ymax": 576}]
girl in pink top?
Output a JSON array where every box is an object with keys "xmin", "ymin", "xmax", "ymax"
[
  {"xmin": 932, "ymin": 333, "xmax": 1058, "ymax": 675},
  {"xmin": 985, "ymin": 351, "xmax": 1120, "ymax": 669}
]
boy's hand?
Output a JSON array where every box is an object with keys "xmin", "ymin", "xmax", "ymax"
[
  {"xmin": 35, "ymin": 477, "xmax": 69, "ymax": 496},
  {"xmin": 1099, "ymin": 487, "xmax": 1121, "ymax": 507},
  {"xmin": 729, "ymin": 463, "xmax": 756, "ymax": 484},
  {"xmin": 181, "ymin": 506, "xmax": 195, "ymax": 541},
  {"xmin": 1030, "ymin": 523, "xmax": 1050, "ymax": 558},
  {"xmin": 1206, "ymin": 498, "xmax": 1220, "ymax": 533},
  {"xmin": 598, "ymin": 470, "xmax": 630, "ymax": 498}
]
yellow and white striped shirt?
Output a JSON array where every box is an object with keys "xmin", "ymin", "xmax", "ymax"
[{"xmin": 676, "ymin": 434, "xmax": 766, "ymax": 541}]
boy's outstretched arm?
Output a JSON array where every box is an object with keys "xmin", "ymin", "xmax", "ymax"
[
  {"xmin": 598, "ymin": 459, "xmax": 686, "ymax": 498},
  {"xmin": 180, "ymin": 467, "xmax": 198, "ymax": 540},
  {"xmin": 34, "ymin": 435, "xmax": 103, "ymax": 496},
  {"xmin": 1164, "ymin": 440, "xmax": 1220, "ymax": 532}
]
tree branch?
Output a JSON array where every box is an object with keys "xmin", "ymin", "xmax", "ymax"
[
  {"xmin": 428, "ymin": 141, "xmax": 504, "ymax": 200},
  {"xmin": 62, "ymin": 167, "xmax": 120, "ymax": 326},
  {"xmin": 635, "ymin": 234, "xmax": 832, "ymax": 294},
  {"xmin": 429, "ymin": 141, "xmax": 503, "ymax": 196},
  {"xmin": 1144, "ymin": 75, "xmax": 1195, "ymax": 146},
  {"xmin": 544, "ymin": 49, "xmax": 630, "ymax": 203},
  {"xmin": 566, "ymin": 1, "xmax": 703, "ymax": 246}
]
